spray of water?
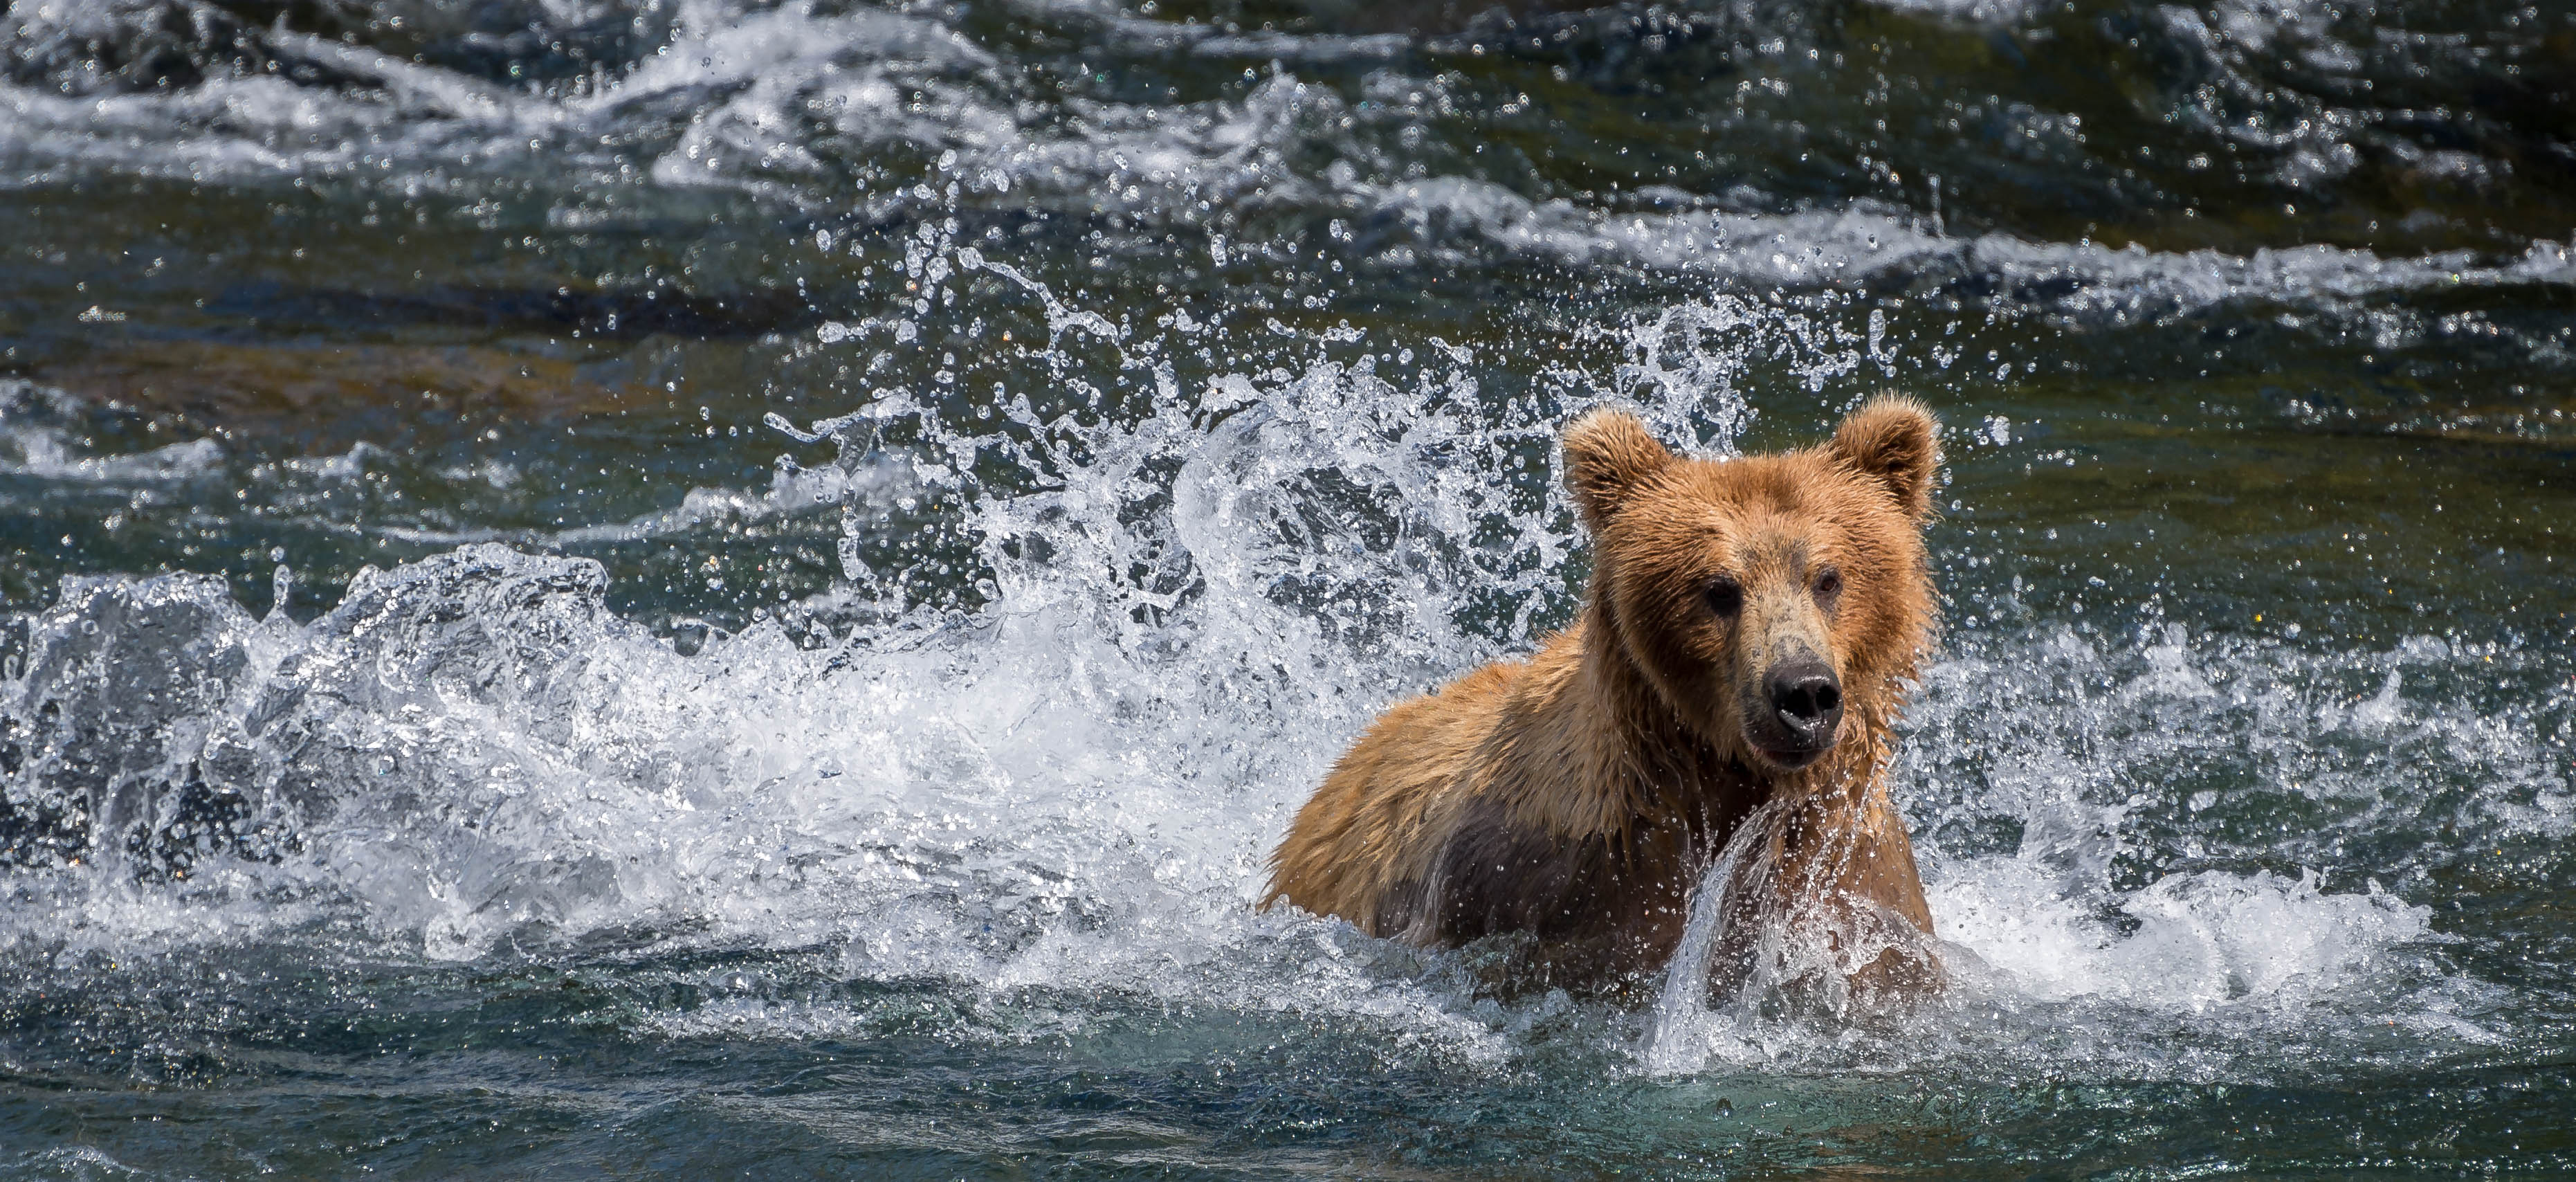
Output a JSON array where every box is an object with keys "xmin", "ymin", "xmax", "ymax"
[{"xmin": 1, "ymin": 248, "xmax": 2553, "ymax": 1082}]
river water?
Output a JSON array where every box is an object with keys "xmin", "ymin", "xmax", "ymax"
[{"xmin": 1, "ymin": 0, "xmax": 2571, "ymax": 1176}]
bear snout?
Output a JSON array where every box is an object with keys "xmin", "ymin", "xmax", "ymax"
[{"xmin": 1752, "ymin": 653, "xmax": 1843, "ymax": 768}]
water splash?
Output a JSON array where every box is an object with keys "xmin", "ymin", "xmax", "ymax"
[
  {"xmin": 1640, "ymin": 799, "xmax": 1783, "ymax": 1073},
  {"xmin": 0, "ymin": 253, "xmax": 2554, "ymax": 1084}
]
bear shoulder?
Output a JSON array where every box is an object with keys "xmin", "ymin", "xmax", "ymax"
[{"xmin": 1264, "ymin": 656, "xmax": 1526, "ymax": 934}]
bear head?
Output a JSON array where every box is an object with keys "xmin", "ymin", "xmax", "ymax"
[{"xmin": 1561, "ymin": 397, "xmax": 1941, "ymax": 780}]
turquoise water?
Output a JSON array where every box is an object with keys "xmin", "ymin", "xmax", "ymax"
[{"xmin": 2, "ymin": 0, "xmax": 2572, "ymax": 1175}]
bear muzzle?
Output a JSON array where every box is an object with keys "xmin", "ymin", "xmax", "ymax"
[{"xmin": 1747, "ymin": 653, "xmax": 1843, "ymax": 770}]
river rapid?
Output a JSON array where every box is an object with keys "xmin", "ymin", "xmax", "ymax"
[{"xmin": 2, "ymin": 0, "xmax": 2573, "ymax": 1176}]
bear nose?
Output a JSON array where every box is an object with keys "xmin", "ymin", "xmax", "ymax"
[{"xmin": 1767, "ymin": 656, "xmax": 1843, "ymax": 744}]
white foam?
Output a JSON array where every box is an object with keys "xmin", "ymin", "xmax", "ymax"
[
  {"xmin": 9, "ymin": 1, "xmax": 2564, "ymax": 320},
  {"xmin": 1863, "ymin": 0, "xmax": 2042, "ymax": 22},
  {"xmin": 0, "ymin": 380, "xmax": 225, "ymax": 482},
  {"xmin": 1362, "ymin": 176, "xmax": 2576, "ymax": 317},
  {"xmin": 270, "ymin": 440, "xmax": 394, "ymax": 484},
  {"xmin": 550, "ymin": 455, "xmax": 897, "ymax": 545},
  {"xmin": 1933, "ymin": 860, "xmax": 2431, "ymax": 1008}
]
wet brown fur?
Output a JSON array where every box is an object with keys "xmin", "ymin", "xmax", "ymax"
[{"xmin": 1265, "ymin": 398, "xmax": 1944, "ymax": 992}]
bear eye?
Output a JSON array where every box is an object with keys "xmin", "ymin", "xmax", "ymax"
[
  {"xmin": 1813, "ymin": 565, "xmax": 1844, "ymax": 612},
  {"xmin": 1706, "ymin": 576, "xmax": 1744, "ymax": 619}
]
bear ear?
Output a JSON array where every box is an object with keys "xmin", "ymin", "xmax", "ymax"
[
  {"xmin": 1561, "ymin": 408, "xmax": 1676, "ymax": 531},
  {"xmin": 1829, "ymin": 395, "xmax": 1942, "ymax": 520}
]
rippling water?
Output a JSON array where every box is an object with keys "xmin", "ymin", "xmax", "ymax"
[{"xmin": 2, "ymin": 0, "xmax": 2572, "ymax": 1175}]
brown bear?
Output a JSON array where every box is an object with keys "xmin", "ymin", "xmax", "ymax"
[{"xmin": 1265, "ymin": 397, "xmax": 1944, "ymax": 1001}]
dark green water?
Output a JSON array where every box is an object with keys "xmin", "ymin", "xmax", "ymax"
[{"xmin": 2, "ymin": 0, "xmax": 2573, "ymax": 1176}]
